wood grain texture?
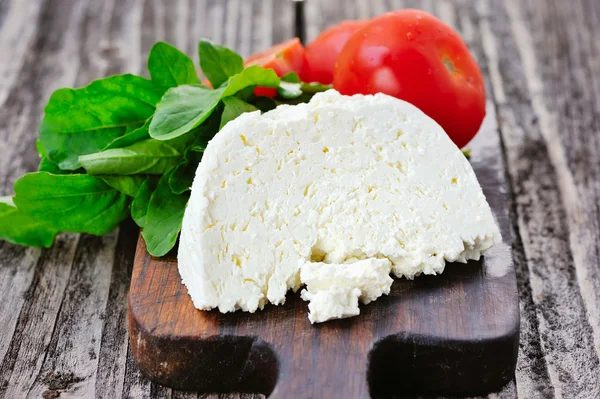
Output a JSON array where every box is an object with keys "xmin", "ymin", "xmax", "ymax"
[
  {"xmin": 478, "ymin": 0, "xmax": 600, "ymax": 397},
  {"xmin": 128, "ymin": 100, "xmax": 519, "ymax": 397},
  {"xmin": 1, "ymin": 0, "xmax": 600, "ymax": 398}
]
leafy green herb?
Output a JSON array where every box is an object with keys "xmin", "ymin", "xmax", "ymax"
[
  {"xmin": 103, "ymin": 119, "xmax": 151, "ymax": 150},
  {"xmin": 0, "ymin": 39, "xmax": 337, "ymax": 256},
  {"xmin": 235, "ymin": 86, "xmax": 257, "ymax": 102},
  {"xmin": 0, "ymin": 197, "xmax": 59, "ymax": 248},
  {"xmin": 131, "ymin": 177, "xmax": 159, "ymax": 228},
  {"xmin": 198, "ymin": 39, "xmax": 244, "ymax": 88},
  {"xmin": 220, "ymin": 96, "xmax": 258, "ymax": 129},
  {"xmin": 37, "ymin": 140, "xmax": 75, "ymax": 174},
  {"xmin": 79, "ymin": 139, "xmax": 183, "ymax": 175},
  {"xmin": 142, "ymin": 171, "xmax": 189, "ymax": 256},
  {"xmin": 251, "ymin": 96, "xmax": 277, "ymax": 113},
  {"xmin": 222, "ymin": 66, "xmax": 280, "ymax": 96},
  {"xmin": 168, "ymin": 159, "xmax": 198, "ymax": 195},
  {"xmin": 187, "ymin": 109, "xmax": 222, "ymax": 154},
  {"xmin": 101, "ymin": 175, "xmax": 147, "ymax": 197},
  {"xmin": 39, "ymin": 74, "xmax": 165, "ymax": 170},
  {"xmin": 281, "ymin": 71, "xmax": 332, "ymax": 93},
  {"xmin": 462, "ymin": 148, "xmax": 471, "ymax": 160},
  {"xmin": 148, "ymin": 85, "xmax": 222, "ymax": 141},
  {"xmin": 39, "ymin": 156, "xmax": 70, "ymax": 174},
  {"xmin": 148, "ymin": 42, "xmax": 201, "ymax": 88},
  {"xmin": 300, "ymin": 81, "xmax": 333, "ymax": 93},
  {"xmin": 13, "ymin": 172, "xmax": 130, "ymax": 235},
  {"xmin": 150, "ymin": 66, "xmax": 279, "ymax": 141},
  {"xmin": 274, "ymin": 73, "xmax": 331, "ymax": 104}
]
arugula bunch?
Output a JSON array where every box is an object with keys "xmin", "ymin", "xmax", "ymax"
[{"xmin": 0, "ymin": 40, "xmax": 329, "ymax": 256}]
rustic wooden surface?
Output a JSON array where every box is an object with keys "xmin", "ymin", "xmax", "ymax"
[{"xmin": 0, "ymin": 0, "xmax": 599, "ymax": 398}]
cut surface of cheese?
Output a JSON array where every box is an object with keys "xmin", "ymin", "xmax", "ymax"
[
  {"xmin": 178, "ymin": 90, "xmax": 501, "ymax": 321},
  {"xmin": 300, "ymin": 258, "xmax": 393, "ymax": 323}
]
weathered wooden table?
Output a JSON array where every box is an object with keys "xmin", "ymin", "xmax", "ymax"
[{"xmin": 1, "ymin": 0, "xmax": 599, "ymax": 398}]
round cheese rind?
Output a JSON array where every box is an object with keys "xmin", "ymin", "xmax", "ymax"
[{"xmin": 178, "ymin": 90, "xmax": 501, "ymax": 314}]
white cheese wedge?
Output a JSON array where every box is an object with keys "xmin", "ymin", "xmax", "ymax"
[{"xmin": 178, "ymin": 90, "xmax": 501, "ymax": 322}]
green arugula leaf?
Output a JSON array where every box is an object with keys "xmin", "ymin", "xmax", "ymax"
[
  {"xmin": 148, "ymin": 42, "xmax": 201, "ymax": 88},
  {"xmin": 300, "ymin": 81, "xmax": 332, "ymax": 93},
  {"xmin": 235, "ymin": 86, "xmax": 256, "ymax": 102},
  {"xmin": 221, "ymin": 66, "xmax": 279, "ymax": 96},
  {"xmin": 281, "ymin": 71, "xmax": 332, "ymax": 93},
  {"xmin": 168, "ymin": 134, "xmax": 206, "ymax": 195},
  {"xmin": 281, "ymin": 72, "xmax": 301, "ymax": 83},
  {"xmin": 167, "ymin": 105, "xmax": 228, "ymax": 195},
  {"xmin": 35, "ymin": 140, "xmax": 72, "ymax": 175},
  {"xmin": 168, "ymin": 160, "xmax": 197, "ymax": 195},
  {"xmin": 198, "ymin": 39, "xmax": 244, "ymax": 88},
  {"xmin": 38, "ymin": 157, "xmax": 66, "ymax": 174},
  {"xmin": 100, "ymin": 175, "xmax": 147, "ymax": 197},
  {"xmin": 13, "ymin": 172, "xmax": 130, "ymax": 235},
  {"xmin": 39, "ymin": 74, "xmax": 165, "ymax": 170},
  {"xmin": 103, "ymin": 119, "xmax": 151, "ymax": 150},
  {"xmin": 35, "ymin": 140, "xmax": 46, "ymax": 156},
  {"xmin": 131, "ymin": 177, "xmax": 159, "ymax": 228},
  {"xmin": 150, "ymin": 66, "xmax": 278, "ymax": 141},
  {"xmin": 187, "ymin": 108, "xmax": 222, "ymax": 154},
  {"xmin": 37, "ymin": 140, "xmax": 75, "ymax": 174},
  {"xmin": 142, "ymin": 171, "xmax": 189, "ymax": 256},
  {"xmin": 149, "ymin": 85, "xmax": 222, "ymax": 141},
  {"xmin": 79, "ymin": 139, "xmax": 183, "ymax": 175},
  {"xmin": 220, "ymin": 96, "xmax": 258, "ymax": 129},
  {"xmin": 0, "ymin": 196, "xmax": 59, "ymax": 248},
  {"xmin": 124, "ymin": 122, "xmax": 145, "ymax": 134},
  {"xmin": 250, "ymin": 96, "xmax": 277, "ymax": 112}
]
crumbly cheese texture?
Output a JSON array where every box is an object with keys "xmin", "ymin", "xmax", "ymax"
[
  {"xmin": 300, "ymin": 258, "xmax": 393, "ymax": 323},
  {"xmin": 178, "ymin": 90, "xmax": 501, "ymax": 320}
]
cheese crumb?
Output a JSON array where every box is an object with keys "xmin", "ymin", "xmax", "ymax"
[{"xmin": 300, "ymin": 258, "xmax": 393, "ymax": 323}]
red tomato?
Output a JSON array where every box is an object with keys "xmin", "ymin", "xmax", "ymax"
[
  {"xmin": 334, "ymin": 10, "xmax": 486, "ymax": 148},
  {"xmin": 245, "ymin": 38, "xmax": 308, "ymax": 97},
  {"xmin": 305, "ymin": 20, "xmax": 368, "ymax": 84}
]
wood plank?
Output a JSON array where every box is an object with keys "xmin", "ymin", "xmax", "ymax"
[
  {"xmin": 1, "ymin": 0, "xmax": 148, "ymax": 397},
  {"xmin": 0, "ymin": 0, "xmax": 49, "ymax": 343},
  {"xmin": 476, "ymin": 0, "xmax": 600, "ymax": 397},
  {"xmin": 0, "ymin": 234, "xmax": 79, "ymax": 398},
  {"xmin": 450, "ymin": 3, "xmax": 547, "ymax": 398},
  {"xmin": 0, "ymin": 0, "xmax": 46, "ymax": 106},
  {"xmin": 516, "ymin": 0, "xmax": 600, "ymax": 361},
  {"xmin": 0, "ymin": 245, "xmax": 39, "ymax": 366},
  {"xmin": 0, "ymin": 0, "xmax": 90, "ymax": 397},
  {"xmin": 94, "ymin": 221, "xmax": 138, "ymax": 399}
]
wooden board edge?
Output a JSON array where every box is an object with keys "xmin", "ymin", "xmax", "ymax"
[
  {"xmin": 367, "ymin": 330, "xmax": 519, "ymax": 396},
  {"xmin": 128, "ymin": 296, "xmax": 279, "ymax": 394}
]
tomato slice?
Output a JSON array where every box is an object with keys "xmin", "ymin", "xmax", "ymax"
[
  {"xmin": 245, "ymin": 38, "xmax": 308, "ymax": 80},
  {"xmin": 305, "ymin": 20, "xmax": 368, "ymax": 84}
]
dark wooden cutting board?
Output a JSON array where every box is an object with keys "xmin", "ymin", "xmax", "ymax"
[{"xmin": 128, "ymin": 106, "xmax": 519, "ymax": 398}]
